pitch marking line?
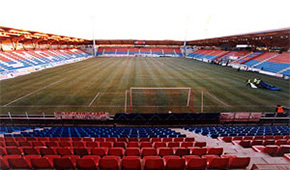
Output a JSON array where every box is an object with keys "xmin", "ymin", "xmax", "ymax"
[
  {"xmin": 88, "ymin": 92, "xmax": 100, "ymax": 107},
  {"xmin": 206, "ymin": 92, "xmax": 231, "ymax": 107},
  {"xmin": 3, "ymin": 79, "xmax": 65, "ymax": 106}
]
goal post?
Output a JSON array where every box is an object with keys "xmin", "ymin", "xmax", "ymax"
[{"xmin": 128, "ymin": 87, "xmax": 194, "ymax": 113}]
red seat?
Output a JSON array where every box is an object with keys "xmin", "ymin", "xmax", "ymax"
[
  {"xmin": 5, "ymin": 142, "xmax": 18, "ymax": 147},
  {"xmin": 76, "ymin": 158, "xmax": 98, "ymax": 170},
  {"xmin": 189, "ymin": 147, "xmax": 207, "ymax": 156},
  {"xmin": 43, "ymin": 155, "xmax": 61, "ymax": 166},
  {"xmin": 83, "ymin": 138, "xmax": 93, "ymax": 142},
  {"xmin": 6, "ymin": 147, "xmax": 22, "ymax": 155},
  {"xmin": 62, "ymin": 155, "xmax": 81, "ymax": 163},
  {"xmin": 0, "ymin": 147, "xmax": 7, "ymax": 156},
  {"xmin": 232, "ymin": 136, "xmax": 243, "ymax": 141},
  {"xmin": 219, "ymin": 136, "xmax": 232, "ymax": 142},
  {"xmin": 127, "ymin": 142, "xmax": 139, "ymax": 147},
  {"xmin": 53, "ymin": 158, "xmax": 75, "ymax": 170},
  {"xmin": 74, "ymin": 148, "xmax": 89, "ymax": 157},
  {"xmin": 49, "ymin": 137, "xmax": 60, "ymax": 142},
  {"xmin": 162, "ymin": 138, "xmax": 173, "ymax": 142},
  {"xmin": 274, "ymin": 135, "xmax": 284, "ymax": 140},
  {"xmin": 264, "ymin": 136, "xmax": 274, "ymax": 140},
  {"xmin": 8, "ymin": 157, "xmax": 31, "ymax": 170},
  {"xmin": 221, "ymin": 155, "xmax": 250, "ymax": 169},
  {"xmin": 206, "ymin": 147, "xmax": 223, "ymax": 155},
  {"xmin": 86, "ymin": 141, "xmax": 99, "ymax": 148},
  {"xmin": 18, "ymin": 141, "xmax": 31, "ymax": 147},
  {"xmin": 180, "ymin": 142, "xmax": 194, "ymax": 148},
  {"xmin": 141, "ymin": 147, "xmax": 157, "ymax": 157},
  {"xmin": 157, "ymin": 147, "xmax": 174, "ymax": 157},
  {"xmin": 140, "ymin": 142, "xmax": 152, "ymax": 148},
  {"xmin": 30, "ymin": 157, "xmax": 54, "ymax": 170},
  {"xmin": 251, "ymin": 140, "xmax": 263, "ymax": 146},
  {"xmin": 232, "ymin": 140, "xmax": 251, "ymax": 148},
  {"xmin": 150, "ymin": 138, "xmax": 162, "ymax": 143},
  {"xmin": 183, "ymin": 155, "xmax": 207, "ymax": 170},
  {"xmin": 90, "ymin": 147, "xmax": 108, "ymax": 157},
  {"xmin": 95, "ymin": 138, "xmax": 105, "ymax": 142},
  {"xmin": 46, "ymin": 141, "xmax": 59, "ymax": 147},
  {"xmin": 108, "ymin": 147, "xmax": 125, "ymax": 156},
  {"xmin": 114, "ymin": 141, "xmax": 127, "ymax": 148},
  {"xmin": 60, "ymin": 137, "xmax": 72, "ymax": 142},
  {"xmin": 117, "ymin": 138, "xmax": 128, "ymax": 142},
  {"xmin": 99, "ymin": 155, "xmax": 121, "ymax": 170},
  {"xmin": 129, "ymin": 138, "xmax": 139, "ymax": 142},
  {"xmin": 39, "ymin": 148, "xmax": 56, "ymax": 156},
  {"xmin": 173, "ymin": 138, "xmax": 184, "ymax": 142},
  {"xmin": 184, "ymin": 138, "xmax": 195, "ymax": 142},
  {"xmin": 56, "ymin": 148, "xmax": 73, "ymax": 156},
  {"xmin": 163, "ymin": 155, "xmax": 185, "ymax": 170},
  {"xmin": 82, "ymin": 155, "xmax": 101, "ymax": 166},
  {"xmin": 173, "ymin": 147, "xmax": 190, "ymax": 156},
  {"xmin": 100, "ymin": 142, "xmax": 113, "ymax": 148},
  {"xmin": 139, "ymin": 138, "xmax": 150, "ymax": 142},
  {"xmin": 30, "ymin": 141, "xmax": 45, "ymax": 147},
  {"xmin": 275, "ymin": 145, "xmax": 290, "ymax": 156},
  {"xmin": 22, "ymin": 147, "xmax": 40, "ymax": 155},
  {"xmin": 26, "ymin": 137, "xmax": 37, "ymax": 141},
  {"xmin": 121, "ymin": 156, "xmax": 141, "ymax": 170},
  {"xmin": 263, "ymin": 139, "xmax": 275, "ymax": 145},
  {"xmin": 153, "ymin": 142, "xmax": 167, "ymax": 148},
  {"xmin": 37, "ymin": 137, "xmax": 49, "ymax": 142},
  {"xmin": 15, "ymin": 137, "xmax": 26, "ymax": 142},
  {"xmin": 0, "ymin": 141, "xmax": 5, "ymax": 147},
  {"xmin": 167, "ymin": 142, "xmax": 180, "ymax": 147},
  {"xmin": 59, "ymin": 141, "xmax": 72, "ymax": 147},
  {"xmin": 253, "ymin": 136, "xmax": 263, "ymax": 140},
  {"xmin": 275, "ymin": 139, "xmax": 288, "ymax": 145},
  {"xmin": 73, "ymin": 141, "xmax": 85, "ymax": 147},
  {"xmin": 0, "ymin": 157, "xmax": 10, "ymax": 170},
  {"xmin": 193, "ymin": 141, "xmax": 206, "ymax": 147},
  {"xmin": 202, "ymin": 155, "xmax": 229, "ymax": 169},
  {"xmin": 72, "ymin": 137, "xmax": 82, "ymax": 141},
  {"xmin": 125, "ymin": 147, "xmax": 141, "ymax": 156},
  {"xmin": 143, "ymin": 156, "xmax": 164, "ymax": 170},
  {"xmin": 4, "ymin": 137, "xmax": 15, "ymax": 142},
  {"xmin": 105, "ymin": 137, "xmax": 117, "ymax": 143},
  {"xmin": 242, "ymin": 136, "xmax": 253, "ymax": 140}
]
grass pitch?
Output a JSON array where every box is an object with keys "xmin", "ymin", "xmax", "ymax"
[{"xmin": 0, "ymin": 57, "xmax": 289, "ymax": 115}]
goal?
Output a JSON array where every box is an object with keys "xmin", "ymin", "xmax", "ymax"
[{"xmin": 127, "ymin": 87, "xmax": 194, "ymax": 113}]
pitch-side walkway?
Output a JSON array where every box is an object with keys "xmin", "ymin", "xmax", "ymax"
[{"xmin": 171, "ymin": 128, "xmax": 290, "ymax": 170}]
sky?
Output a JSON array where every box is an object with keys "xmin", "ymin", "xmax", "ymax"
[{"xmin": 0, "ymin": 0, "xmax": 289, "ymax": 41}]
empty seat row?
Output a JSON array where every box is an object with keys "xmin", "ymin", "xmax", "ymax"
[
  {"xmin": 232, "ymin": 139, "xmax": 290, "ymax": 148},
  {"xmin": 0, "ymin": 146, "xmax": 223, "ymax": 157},
  {"xmin": 0, "ymin": 141, "xmax": 202, "ymax": 148},
  {"xmin": 218, "ymin": 135, "xmax": 290, "ymax": 143},
  {"xmin": 0, "ymin": 137, "xmax": 195, "ymax": 142},
  {"xmin": 252, "ymin": 145, "xmax": 290, "ymax": 156},
  {"xmin": 0, "ymin": 154, "xmax": 250, "ymax": 170}
]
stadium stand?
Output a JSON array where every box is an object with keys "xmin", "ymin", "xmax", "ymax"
[
  {"xmin": 0, "ymin": 49, "xmax": 91, "ymax": 79},
  {"xmin": 96, "ymin": 46, "xmax": 182, "ymax": 57}
]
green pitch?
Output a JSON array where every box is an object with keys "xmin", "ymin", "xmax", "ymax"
[{"xmin": 0, "ymin": 57, "xmax": 289, "ymax": 115}]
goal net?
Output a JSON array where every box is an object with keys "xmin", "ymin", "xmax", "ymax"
[{"xmin": 128, "ymin": 87, "xmax": 194, "ymax": 113}]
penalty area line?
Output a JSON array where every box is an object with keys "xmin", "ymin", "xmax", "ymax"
[
  {"xmin": 88, "ymin": 92, "xmax": 100, "ymax": 107},
  {"xmin": 3, "ymin": 79, "xmax": 65, "ymax": 107},
  {"xmin": 206, "ymin": 92, "xmax": 231, "ymax": 107}
]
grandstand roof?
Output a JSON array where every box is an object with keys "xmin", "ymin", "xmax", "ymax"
[{"xmin": 0, "ymin": 26, "xmax": 289, "ymax": 49}]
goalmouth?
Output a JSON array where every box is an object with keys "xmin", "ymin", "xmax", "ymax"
[{"xmin": 126, "ymin": 87, "xmax": 194, "ymax": 113}]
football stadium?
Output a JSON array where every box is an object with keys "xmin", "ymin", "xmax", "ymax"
[{"xmin": 0, "ymin": 0, "xmax": 290, "ymax": 169}]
